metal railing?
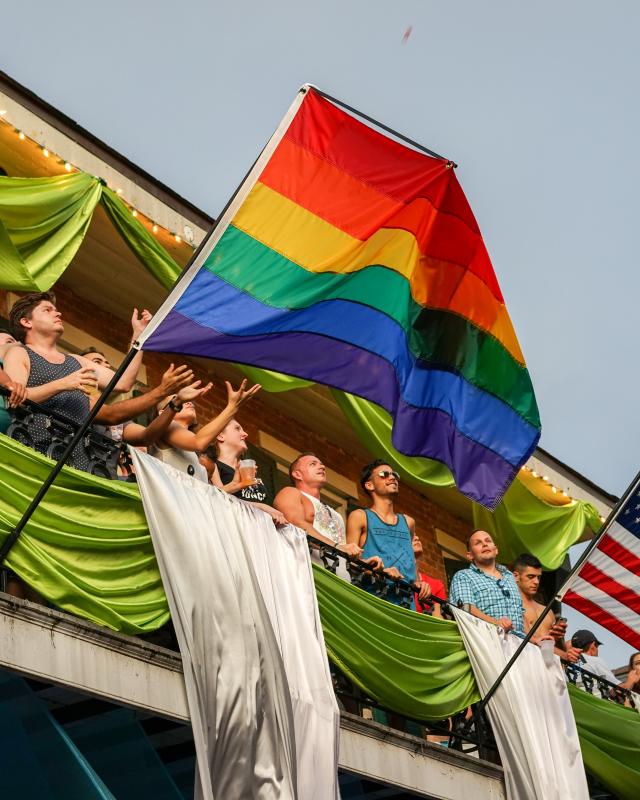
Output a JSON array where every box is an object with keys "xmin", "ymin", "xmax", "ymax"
[
  {"xmin": 564, "ymin": 660, "xmax": 637, "ymax": 709},
  {"xmin": 1, "ymin": 387, "xmax": 125, "ymax": 480}
]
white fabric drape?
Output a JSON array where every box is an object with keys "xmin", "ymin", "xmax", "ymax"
[
  {"xmin": 132, "ymin": 450, "xmax": 339, "ymax": 800},
  {"xmin": 451, "ymin": 608, "xmax": 589, "ymax": 800}
]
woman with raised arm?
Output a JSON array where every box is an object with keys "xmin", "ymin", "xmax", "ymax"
[{"xmin": 148, "ymin": 379, "xmax": 261, "ymax": 482}]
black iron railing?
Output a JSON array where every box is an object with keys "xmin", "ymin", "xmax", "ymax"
[
  {"xmin": 0, "ymin": 387, "xmax": 125, "ymax": 480},
  {"xmin": 564, "ymin": 660, "xmax": 637, "ymax": 709}
]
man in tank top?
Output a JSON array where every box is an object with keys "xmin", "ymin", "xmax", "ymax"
[
  {"xmin": 346, "ymin": 460, "xmax": 432, "ymax": 608},
  {"xmin": 4, "ymin": 292, "xmax": 150, "ymax": 468},
  {"xmin": 274, "ymin": 452, "xmax": 365, "ymax": 562}
]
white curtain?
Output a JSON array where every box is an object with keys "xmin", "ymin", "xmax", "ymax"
[
  {"xmin": 451, "ymin": 608, "xmax": 589, "ymax": 800},
  {"xmin": 132, "ymin": 450, "xmax": 339, "ymax": 800}
]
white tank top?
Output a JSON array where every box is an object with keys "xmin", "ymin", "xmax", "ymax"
[
  {"xmin": 148, "ymin": 444, "xmax": 208, "ymax": 483},
  {"xmin": 300, "ymin": 491, "xmax": 345, "ymax": 546}
]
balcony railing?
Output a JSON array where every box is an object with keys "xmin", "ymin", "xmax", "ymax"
[{"xmin": 1, "ymin": 389, "xmax": 125, "ymax": 479}]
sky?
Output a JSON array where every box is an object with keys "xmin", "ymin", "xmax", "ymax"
[{"xmin": 2, "ymin": 1, "xmax": 639, "ymax": 665}]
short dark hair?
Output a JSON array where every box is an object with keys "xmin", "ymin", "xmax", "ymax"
[
  {"xmin": 288, "ymin": 452, "xmax": 318, "ymax": 483},
  {"xmin": 9, "ymin": 292, "xmax": 56, "ymax": 342},
  {"xmin": 359, "ymin": 459, "xmax": 390, "ymax": 494},
  {"xmin": 79, "ymin": 346, "xmax": 105, "ymax": 357},
  {"xmin": 513, "ymin": 553, "xmax": 542, "ymax": 572}
]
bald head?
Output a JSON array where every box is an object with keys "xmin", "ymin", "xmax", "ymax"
[{"xmin": 467, "ymin": 530, "xmax": 498, "ymax": 567}]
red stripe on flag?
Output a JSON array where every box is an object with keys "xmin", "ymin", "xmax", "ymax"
[
  {"xmin": 598, "ymin": 533, "xmax": 640, "ymax": 578},
  {"xmin": 579, "ymin": 562, "xmax": 640, "ymax": 614},
  {"xmin": 563, "ymin": 591, "xmax": 640, "ymax": 650}
]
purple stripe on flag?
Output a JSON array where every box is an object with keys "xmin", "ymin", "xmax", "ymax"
[{"xmin": 143, "ymin": 310, "xmax": 523, "ymax": 507}]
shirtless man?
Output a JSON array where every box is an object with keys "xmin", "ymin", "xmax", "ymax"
[
  {"xmin": 513, "ymin": 552, "xmax": 580, "ymax": 662},
  {"xmin": 274, "ymin": 452, "xmax": 362, "ymax": 558}
]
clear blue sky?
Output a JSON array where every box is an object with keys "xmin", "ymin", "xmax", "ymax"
[{"xmin": 2, "ymin": 1, "xmax": 638, "ymax": 665}]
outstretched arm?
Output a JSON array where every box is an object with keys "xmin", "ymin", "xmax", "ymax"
[{"xmin": 94, "ymin": 364, "xmax": 194, "ymax": 425}]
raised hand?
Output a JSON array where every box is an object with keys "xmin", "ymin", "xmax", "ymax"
[
  {"xmin": 225, "ymin": 379, "xmax": 261, "ymax": 409},
  {"xmin": 131, "ymin": 308, "xmax": 152, "ymax": 340},
  {"xmin": 158, "ymin": 364, "xmax": 194, "ymax": 396},
  {"xmin": 177, "ymin": 380, "xmax": 213, "ymax": 404}
]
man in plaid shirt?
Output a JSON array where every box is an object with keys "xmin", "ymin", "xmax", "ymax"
[{"xmin": 449, "ymin": 530, "xmax": 524, "ymax": 634}]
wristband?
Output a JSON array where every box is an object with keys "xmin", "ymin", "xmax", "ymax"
[{"xmin": 167, "ymin": 398, "xmax": 183, "ymax": 413}]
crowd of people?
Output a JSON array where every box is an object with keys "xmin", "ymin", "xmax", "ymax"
[{"xmin": 1, "ymin": 291, "xmax": 639, "ymax": 687}]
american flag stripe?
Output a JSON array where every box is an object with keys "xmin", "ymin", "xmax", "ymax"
[
  {"xmin": 598, "ymin": 529, "xmax": 640, "ymax": 577},
  {"xmin": 564, "ymin": 585, "xmax": 640, "ymax": 650},
  {"xmin": 561, "ymin": 483, "xmax": 640, "ymax": 649}
]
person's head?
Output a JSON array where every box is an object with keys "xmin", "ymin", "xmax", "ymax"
[
  {"xmin": 157, "ymin": 394, "xmax": 197, "ymax": 429},
  {"xmin": 466, "ymin": 529, "xmax": 498, "ymax": 567},
  {"xmin": 628, "ymin": 652, "xmax": 640, "ymax": 673},
  {"xmin": 216, "ymin": 418, "xmax": 248, "ymax": 458},
  {"xmin": 80, "ymin": 346, "xmax": 111, "ymax": 369},
  {"xmin": 0, "ymin": 328, "xmax": 18, "ymax": 359},
  {"xmin": 360, "ymin": 460, "xmax": 400, "ymax": 499},
  {"xmin": 512, "ymin": 553, "xmax": 543, "ymax": 598},
  {"xmin": 412, "ymin": 534, "xmax": 423, "ymax": 557},
  {"xmin": 571, "ymin": 629, "xmax": 602, "ymax": 656},
  {"xmin": 9, "ymin": 292, "xmax": 61, "ymax": 343},
  {"xmin": 289, "ymin": 452, "xmax": 326, "ymax": 490}
]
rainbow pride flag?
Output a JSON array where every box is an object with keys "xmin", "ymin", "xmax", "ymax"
[{"xmin": 141, "ymin": 87, "xmax": 540, "ymax": 508}]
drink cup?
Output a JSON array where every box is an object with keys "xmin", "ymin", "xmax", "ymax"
[
  {"xmin": 540, "ymin": 638, "xmax": 555, "ymax": 666},
  {"xmin": 238, "ymin": 459, "xmax": 257, "ymax": 483},
  {"xmin": 86, "ymin": 369, "xmax": 99, "ymax": 397}
]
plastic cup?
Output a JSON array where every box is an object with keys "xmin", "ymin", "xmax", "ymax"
[
  {"xmin": 540, "ymin": 638, "xmax": 555, "ymax": 666},
  {"xmin": 238, "ymin": 459, "xmax": 257, "ymax": 483}
]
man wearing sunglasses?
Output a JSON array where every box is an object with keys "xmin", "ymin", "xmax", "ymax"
[
  {"xmin": 449, "ymin": 530, "xmax": 524, "ymax": 634},
  {"xmin": 346, "ymin": 459, "xmax": 432, "ymax": 609}
]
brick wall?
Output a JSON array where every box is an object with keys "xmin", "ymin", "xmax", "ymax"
[{"xmin": 1, "ymin": 286, "xmax": 472, "ymax": 587}]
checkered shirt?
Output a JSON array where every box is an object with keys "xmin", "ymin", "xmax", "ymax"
[{"xmin": 449, "ymin": 563, "xmax": 525, "ymax": 634}]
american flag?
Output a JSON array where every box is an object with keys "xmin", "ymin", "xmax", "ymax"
[{"xmin": 561, "ymin": 480, "xmax": 640, "ymax": 650}]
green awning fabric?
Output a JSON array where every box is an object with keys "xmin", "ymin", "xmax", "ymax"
[
  {"xmin": 0, "ymin": 172, "xmax": 181, "ymax": 293},
  {"xmin": 0, "ymin": 435, "xmax": 169, "ymax": 634},
  {"xmin": 314, "ymin": 564, "xmax": 479, "ymax": 720},
  {"xmin": 0, "ymin": 172, "xmax": 103, "ymax": 291},
  {"xmin": 569, "ymin": 684, "xmax": 640, "ymax": 800}
]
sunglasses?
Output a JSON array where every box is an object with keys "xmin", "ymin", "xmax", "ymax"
[
  {"xmin": 377, "ymin": 470, "xmax": 400, "ymax": 480},
  {"xmin": 496, "ymin": 578, "xmax": 510, "ymax": 597}
]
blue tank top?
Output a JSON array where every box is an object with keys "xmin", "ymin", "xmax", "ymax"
[{"xmin": 361, "ymin": 509, "xmax": 416, "ymax": 607}]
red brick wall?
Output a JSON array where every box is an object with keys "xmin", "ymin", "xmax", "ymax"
[{"xmin": 1, "ymin": 286, "xmax": 471, "ymax": 587}]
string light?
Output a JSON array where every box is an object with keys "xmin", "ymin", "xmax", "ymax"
[{"xmin": 3, "ymin": 117, "xmax": 193, "ymax": 246}]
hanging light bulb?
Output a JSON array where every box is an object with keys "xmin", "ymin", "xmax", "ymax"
[
  {"xmin": 551, "ymin": 487, "xmax": 557, "ymax": 494},
  {"xmin": 116, "ymin": 188, "xmax": 123, "ymax": 195},
  {"xmin": 531, "ymin": 471, "xmax": 538, "ymax": 478},
  {"xmin": 64, "ymin": 162, "xmax": 72, "ymax": 172},
  {"xmin": 174, "ymin": 234, "xmax": 181, "ymax": 243},
  {"xmin": 18, "ymin": 130, "xmax": 25, "ymax": 140},
  {"xmin": 42, "ymin": 147, "xmax": 49, "ymax": 158},
  {"xmin": 152, "ymin": 224, "xmax": 159, "ymax": 234},
  {"xmin": 132, "ymin": 209, "xmax": 138, "ymax": 218}
]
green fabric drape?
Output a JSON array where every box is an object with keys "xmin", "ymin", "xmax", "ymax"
[
  {"xmin": 473, "ymin": 479, "xmax": 601, "ymax": 569},
  {"xmin": 100, "ymin": 187, "xmax": 181, "ymax": 290},
  {"xmin": 0, "ymin": 172, "xmax": 181, "ymax": 294},
  {"xmin": 0, "ymin": 172, "xmax": 102, "ymax": 291},
  {"xmin": 569, "ymin": 684, "xmax": 640, "ymax": 800},
  {"xmin": 0, "ymin": 435, "xmax": 169, "ymax": 634},
  {"xmin": 313, "ymin": 565, "xmax": 479, "ymax": 720}
]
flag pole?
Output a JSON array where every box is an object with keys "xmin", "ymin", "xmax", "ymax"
[{"xmin": 465, "ymin": 467, "xmax": 640, "ymax": 730}]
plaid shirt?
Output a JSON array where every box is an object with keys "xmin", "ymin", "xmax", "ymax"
[{"xmin": 449, "ymin": 563, "xmax": 524, "ymax": 634}]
